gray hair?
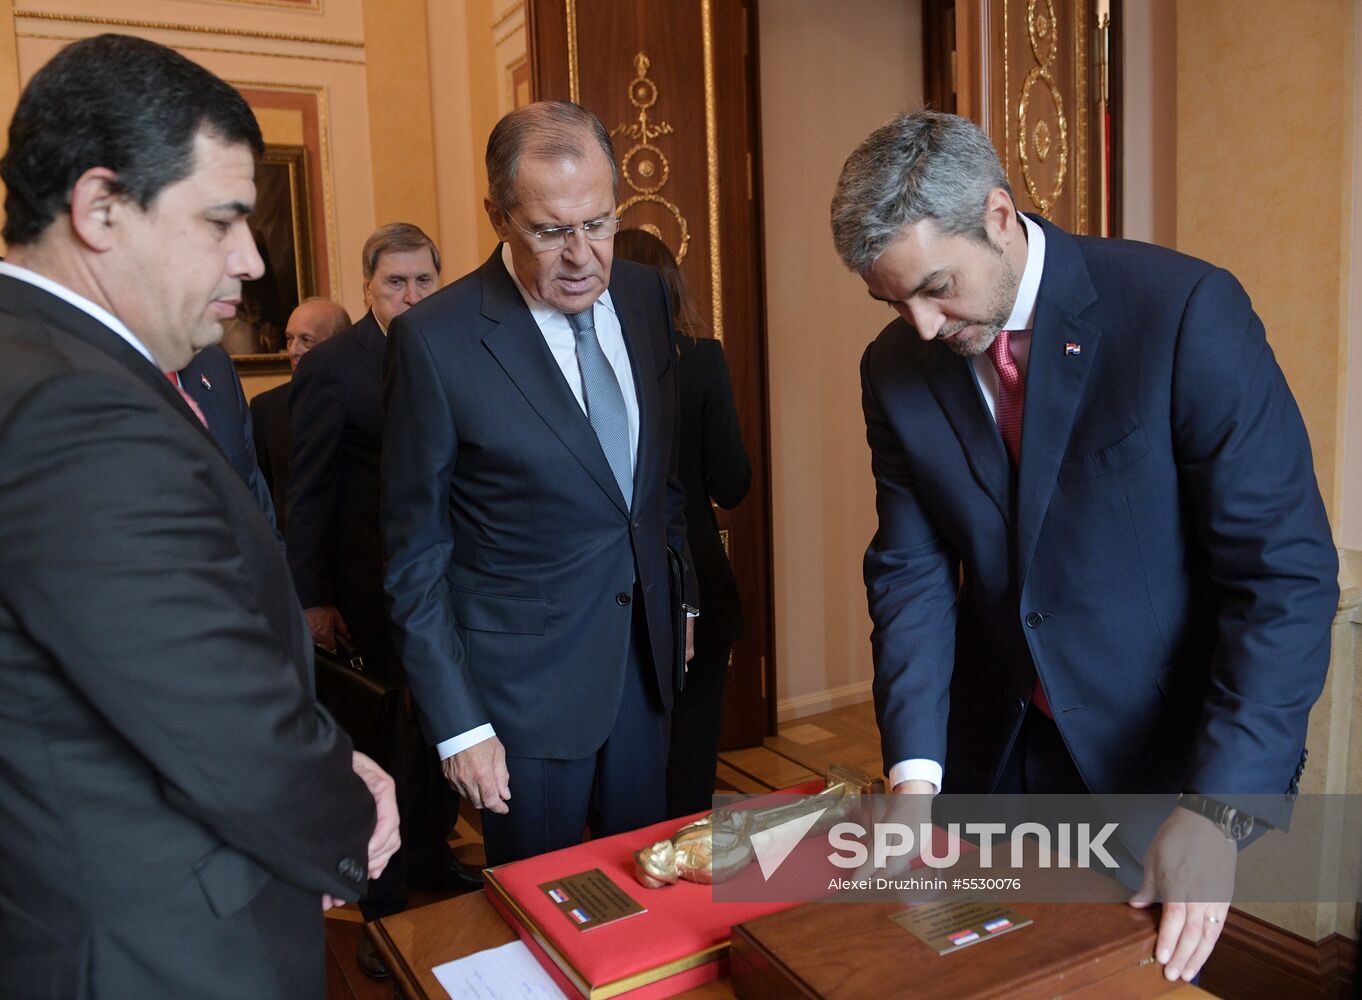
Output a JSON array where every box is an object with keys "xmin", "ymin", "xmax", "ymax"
[
  {"xmin": 485, "ymin": 100, "xmax": 618, "ymax": 211},
  {"xmin": 362, "ymin": 222, "xmax": 441, "ymax": 280},
  {"xmin": 830, "ymin": 109, "xmax": 1011, "ymax": 273}
]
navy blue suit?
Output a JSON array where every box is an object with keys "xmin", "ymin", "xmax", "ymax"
[
  {"xmin": 861, "ymin": 218, "xmax": 1337, "ymax": 829},
  {"xmin": 382, "ymin": 249, "xmax": 687, "ymax": 863},
  {"xmin": 181, "ymin": 344, "xmax": 274, "ymax": 525}
]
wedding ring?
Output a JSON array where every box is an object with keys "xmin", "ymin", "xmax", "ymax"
[{"xmin": 1206, "ymin": 915, "xmax": 1221, "ymax": 924}]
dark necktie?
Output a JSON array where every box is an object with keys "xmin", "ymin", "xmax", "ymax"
[
  {"xmin": 986, "ymin": 330, "xmax": 1052, "ymax": 718},
  {"xmin": 566, "ymin": 308, "xmax": 632, "ymax": 509}
]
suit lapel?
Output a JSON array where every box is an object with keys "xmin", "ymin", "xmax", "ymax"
[
  {"xmin": 0, "ymin": 274, "xmax": 217, "ymax": 446},
  {"xmin": 925, "ymin": 348, "xmax": 1011, "ymax": 523},
  {"xmin": 354, "ymin": 311, "xmax": 386, "ymax": 381},
  {"xmin": 1014, "ymin": 220, "xmax": 1102, "ymax": 585},
  {"xmin": 476, "ymin": 250, "xmax": 630, "ymax": 514}
]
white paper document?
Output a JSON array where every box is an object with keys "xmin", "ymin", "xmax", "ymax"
[{"xmin": 433, "ymin": 940, "xmax": 565, "ymax": 999}]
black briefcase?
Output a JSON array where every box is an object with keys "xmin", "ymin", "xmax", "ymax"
[{"xmin": 313, "ymin": 635, "xmax": 399, "ymax": 760}]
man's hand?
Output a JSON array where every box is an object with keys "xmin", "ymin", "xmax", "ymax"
[
  {"xmin": 443, "ymin": 736, "xmax": 511, "ymax": 814},
  {"xmin": 305, "ymin": 605, "xmax": 349, "ymax": 652},
  {"xmin": 1129, "ymin": 806, "xmax": 1237, "ymax": 982},
  {"xmin": 351, "ymin": 751, "xmax": 401, "ymax": 881},
  {"xmin": 685, "ymin": 617, "xmax": 695, "ymax": 664}
]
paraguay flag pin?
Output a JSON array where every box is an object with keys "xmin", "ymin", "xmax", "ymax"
[
  {"xmin": 1064, "ymin": 342, "xmax": 1082, "ymax": 356},
  {"xmin": 199, "ymin": 373, "xmax": 213, "ymax": 390}
]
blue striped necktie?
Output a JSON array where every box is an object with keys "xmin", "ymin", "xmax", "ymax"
[{"xmin": 566, "ymin": 308, "xmax": 632, "ymax": 508}]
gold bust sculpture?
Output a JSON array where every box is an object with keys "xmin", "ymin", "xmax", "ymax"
[{"xmin": 633, "ymin": 764, "xmax": 883, "ymax": 888}]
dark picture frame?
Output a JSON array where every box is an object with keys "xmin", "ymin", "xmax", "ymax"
[{"xmin": 225, "ymin": 143, "xmax": 316, "ymax": 374}]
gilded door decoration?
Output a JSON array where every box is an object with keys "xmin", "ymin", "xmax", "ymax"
[
  {"xmin": 1016, "ymin": 0, "xmax": 1069, "ymax": 217},
  {"xmin": 610, "ymin": 53, "xmax": 691, "ymax": 263}
]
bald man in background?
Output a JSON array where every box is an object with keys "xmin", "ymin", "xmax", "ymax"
[{"xmin": 250, "ymin": 297, "xmax": 350, "ymax": 530}]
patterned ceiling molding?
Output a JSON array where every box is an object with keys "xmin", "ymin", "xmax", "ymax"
[
  {"xmin": 12, "ymin": 9, "xmax": 363, "ymax": 48},
  {"xmin": 490, "ymin": 1, "xmax": 526, "ymax": 32}
]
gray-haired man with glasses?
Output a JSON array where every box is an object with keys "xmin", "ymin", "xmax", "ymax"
[{"xmin": 382, "ymin": 100, "xmax": 695, "ymax": 867}]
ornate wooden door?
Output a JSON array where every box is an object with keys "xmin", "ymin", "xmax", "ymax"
[
  {"xmin": 528, "ymin": 0, "xmax": 775, "ymax": 747},
  {"xmin": 954, "ymin": 0, "xmax": 1110, "ymax": 235}
]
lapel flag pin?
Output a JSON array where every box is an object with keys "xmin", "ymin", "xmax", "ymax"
[
  {"xmin": 1064, "ymin": 342, "xmax": 1082, "ymax": 356},
  {"xmin": 199, "ymin": 373, "xmax": 213, "ymax": 390}
]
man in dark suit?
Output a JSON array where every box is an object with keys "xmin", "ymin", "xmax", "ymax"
[
  {"xmin": 286, "ymin": 224, "xmax": 469, "ymax": 976},
  {"xmin": 181, "ymin": 343, "xmax": 275, "ymax": 522},
  {"xmin": 0, "ymin": 34, "xmax": 398, "ymax": 1000},
  {"xmin": 251, "ymin": 297, "xmax": 350, "ymax": 529},
  {"xmin": 288, "ymin": 225, "xmax": 441, "ymax": 664},
  {"xmin": 383, "ymin": 100, "xmax": 695, "ymax": 868},
  {"xmin": 832, "ymin": 110, "xmax": 1338, "ymax": 983}
]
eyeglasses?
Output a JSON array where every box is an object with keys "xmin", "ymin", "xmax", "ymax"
[{"xmin": 506, "ymin": 212, "xmax": 621, "ymax": 252}]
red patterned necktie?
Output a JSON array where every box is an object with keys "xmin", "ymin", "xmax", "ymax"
[
  {"xmin": 985, "ymin": 331, "xmax": 1053, "ymax": 718},
  {"xmin": 986, "ymin": 331, "xmax": 1024, "ymax": 466},
  {"xmin": 164, "ymin": 371, "xmax": 209, "ymax": 429}
]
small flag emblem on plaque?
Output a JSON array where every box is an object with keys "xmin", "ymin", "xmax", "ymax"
[
  {"xmin": 948, "ymin": 929, "xmax": 980, "ymax": 945},
  {"xmin": 1064, "ymin": 342, "xmax": 1082, "ymax": 356},
  {"xmin": 569, "ymin": 908, "xmax": 591, "ymax": 924},
  {"xmin": 983, "ymin": 917, "xmax": 1013, "ymax": 933},
  {"xmin": 547, "ymin": 888, "xmax": 567, "ymax": 903}
]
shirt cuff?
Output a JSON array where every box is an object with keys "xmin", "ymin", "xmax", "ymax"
[
  {"xmin": 436, "ymin": 724, "xmax": 496, "ymax": 761},
  {"xmin": 888, "ymin": 758, "xmax": 942, "ymax": 795}
]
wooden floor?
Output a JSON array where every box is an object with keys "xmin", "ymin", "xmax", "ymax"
[{"xmin": 323, "ymin": 700, "xmax": 882, "ymax": 999}]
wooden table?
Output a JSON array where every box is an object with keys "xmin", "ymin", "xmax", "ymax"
[
  {"xmin": 367, "ymin": 890, "xmax": 736, "ymax": 999},
  {"xmin": 368, "ymin": 891, "xmax": 1211, "ymax": 1000}
]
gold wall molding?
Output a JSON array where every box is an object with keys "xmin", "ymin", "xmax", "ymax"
[
  {"xmin": 701, "ymin": 0, "xmax": 721, "ymax": 341},
  {"xmin": 490, "ymin": 1, "xmax": 525, "ymax": 32},
  {"xmin": 17, "ymin": 31, "xmax": 362, "ymax": 63},
  {"xmin": 209, "ymin": 0, "xmax": 322, "ymax": 11},
  {"xmin": 611, "ymin": 52, "xmax": 690, "ymax": 263},
  {"xmin": 565, "ymin": 0, "xmax": 579, "ymax": 103},
  {"xmin": 12, "ymin": 9, "xmax": 363, "ymax": 48},
  {"xmin": 1015, "ymin": 0, "xmax": 1068, "ymax": 217}
]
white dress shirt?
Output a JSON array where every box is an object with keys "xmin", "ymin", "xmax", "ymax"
[
  {"xmin": 436, "ymin": 247, "xmax": 642, "ymax": 760},
  {"xmin": 0, "ymin": 261, "xmax": 158, "ymax": 367},
  {"xmin": 888, "ymin": 213, "xmax": 1047, "ymax": 794}
]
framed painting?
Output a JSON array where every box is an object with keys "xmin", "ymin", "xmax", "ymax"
[{"xmin": 225, "ymin": 143, "xmax": 316, "ymax": 374}]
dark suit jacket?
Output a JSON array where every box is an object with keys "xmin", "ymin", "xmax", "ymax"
[
  {"xmin": 382, "ymin": 249, "xmax": 689, "ymax": 759},
  {"xmin": 286, "ymin": 312, "xmax": 388, "ymax": 639},
  {"xmin": 861, "ymin": 218, "xmax": 1337, "ymax": 828},
  {"xmin": 677, "ymin": 335, "xmax": 750, "ymax": 650},
  {"xmin": 0, "ymin": 274, "xmax": 373, "ymax": 1000},
  {"xmin": 181, "ymin": 343, "xmax": 275, "ymax": 525},
  {"xmin": 251, "ymin": 380, "xmax": 291, "ymax": 530}
]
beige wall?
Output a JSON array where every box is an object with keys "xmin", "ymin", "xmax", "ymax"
[
  {"xmin": 362, "ymin": 0, "xmax": 440, "ymax": 244},
  {"xmin": 1342, "ymin": 1, "xmax": 1362, "ymax": 552},
  {"xmin": 1165, "ymin": 0, "xmax": 1360, "ymax": 943},
  {"xmin": 426, "ymin": 0, "xmax": 483, "ymax": 277},
  {"xmin": 1176, "ymin": 0, "xmax": 1353, "ymax": 525},
  {"xmin": 1119, "ymin": 0, "xmax": 1176, "ymax": 247},
  {"xmin": 759, "ymin": 0, "xmax": 923, "ymax": 721}
]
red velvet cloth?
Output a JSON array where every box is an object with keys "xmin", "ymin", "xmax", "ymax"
[{"xmin": 484, "ymin": 781, "xmax": 829, "ymax": 997}]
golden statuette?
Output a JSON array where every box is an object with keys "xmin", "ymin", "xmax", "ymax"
[{"xmin": 633, "ymin": 764, "xmax": 884, "ymax": 888}]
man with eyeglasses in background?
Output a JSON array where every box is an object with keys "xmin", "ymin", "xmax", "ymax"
[{"xmin": 382, "ymin": 100, "xmax": 694, "ymax": 867}]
